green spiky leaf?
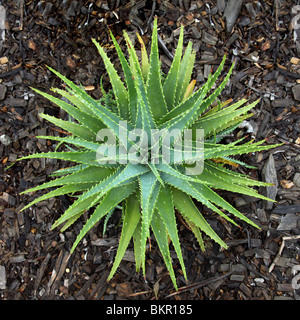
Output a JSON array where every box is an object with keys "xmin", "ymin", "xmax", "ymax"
[{"xmin": 20, "ymin": 18, "xmax": 278, "ymax": 290}]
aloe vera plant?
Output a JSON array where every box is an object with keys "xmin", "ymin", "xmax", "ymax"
[{"xmin": 19, "ymin": 18, "xmax": 279, "ymax": 289}]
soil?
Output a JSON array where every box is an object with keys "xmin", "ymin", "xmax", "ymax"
[{"xmin": 0, "ymin": 0, "xmax": 300, "ymax": 301}]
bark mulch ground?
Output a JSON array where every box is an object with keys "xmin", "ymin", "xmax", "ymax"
[{"xmin": 0, "ymin": 0, "xmax": 300, "ymax": 301}]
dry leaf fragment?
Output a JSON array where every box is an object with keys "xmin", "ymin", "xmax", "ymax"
[
  {"xmin": 154, "ymin": 280, "xmax": 160, "ymax": 300},
  {"xmin": 66, "ymin": 57, "xmax": 76, "ymax": 69},
  {"xmin": 115, "ymin": 282, "xmax": 133, "ymax": 297},
  {"xmin": 280, "ymin": 180, "xmax": 294, "ymax": 189},
  {"xmin": 0, "ymin": 56, "xmax": 8, "ymax": 64},
  {"xmin": 261, "ymin": 41, "xmax": 271, "ymax": 51},
  {"xmin": 291, "ymin": 57, "xmax": 300, "ymax": 65},
  {"xmin": 28, "ymin": 40, "xmax": 36, "ymax": 50},
  {"xmin": 84, "ymin": 86, "xmax": 95, "ymax": 91}
]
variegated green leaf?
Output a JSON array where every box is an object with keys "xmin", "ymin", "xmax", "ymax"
[
  {"xmin": 159, "ymin": 54, "xmax": 227, "ymax": 124},
  {"xmin": 60, "ymin": 211, "xmax": 83, "ymax": 232},
  {"xmin": 192, "ymin": 99, "xmax": 259, "ymax": 137},
  {"xmin": 172, "ymin": 188, "xmax": 227, "ymax": 249},
  {"xmin": 163, "ymin": 25, "xmax": 184, "ymax": 110},
  {"xmin": 20, "ymin": 183, "xmax": 94, "ymax": 212},
  {"xmin": 21, "ymin": 166, "xmax": 113, "ymax": 194},
  {"xmin": 136, "ymin": 32, "xmax": 149, "ymax": 82},
  {"xmin": 47, "ymin": 67, "xmax": 135, "ymax": 144},
  {"xmin": 50, "ymin": 164, "xmax": 89, "ymax": 177},
  {"xmin": 183, "ymin": 215, "xmax": 205, "ymax": 251},
  {"xmin": 123, "ymin": 31, "xmax": 156, "ymax": 133},
  {"xmin": 32, "ymin": 88, "xmax": 106, "ymax": 134},
  {"xmin": 146, "ymin": 18, "xmax": 168, "ymax": 120},
  {"xmin": 92, "ymin": 38, "xmax": 129, "ymax": 120},
  {"xmin": 151, "ymin": 210, "xmax": 178, "ymax": 290},
  {"xmin": 139, "ymin": 171, "xmax": 160, "ymax": 274},
  {"xmin": 133, "ymin": 219, "xmax": 143, "ymax": 272},
  {"xmin": 108, "ymin": 193, "xmax": 140, "ymax": 281},
  {"xmin": 71, "ymin": 180, "xmax": 138, "ymax": 252},
  {"xmin": 53, "ymin": 163, "xmax": 149, "ymax": 229},
  {"xmin": 109, "ymin": 30, "xmax": 137, "ymax": 125},
  {"xmin": 161, "ymin": 171, "xmax": 237, "ymax": 229},
  {"xmin": 52, "ymin": 88, "xmax": 96, "ymax": 117},
  {"xmin": 202, "ymin": 161, "xmax": 272, "ymax": 187},
  {"xmin": 39, "ymin": 113, "xmax": 96, "ymax": 141},
  {"xmin": 190, "ymin": 181, "xmax": 259, "ymax": 228},
  {"xmin": 18, "ymin": 151, "xmax": 117, "ymax": 168},
  {"xmin": 156, "ymin": 186, "xmax": 186, "ymax": 279},
  {"xmin": 174, "ymin": 41, "xmax": 195, "ymax": 105}
]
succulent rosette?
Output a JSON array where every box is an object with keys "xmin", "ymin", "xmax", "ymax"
[{"xmin": 19, "ymin": 18, "xmax": 278, "ymax": 289}]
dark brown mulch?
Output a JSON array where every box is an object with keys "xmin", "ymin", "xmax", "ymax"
[{"xmin": 0, "ymin": 0, "xmax": 300, "ymax": 301}]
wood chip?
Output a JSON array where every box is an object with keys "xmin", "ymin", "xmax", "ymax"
[
  {"xmin": 230, "ymin": 274, "xmax": 244, "ymax": 281},
  {"xmin": 1, "ymin": 192, "xmax": 16, "ymax": 205},
  {"xmin": 27, "ymin": 40, "xmax": 36, "ymax": 50},
  {"xmin": 0, "ymin": 265, "xmax": 6, "ymax": 290},
  {"xmin": 66, "ymin": 57, "xmax": 76, "ymax": 68},
  {"xmin": 239, "ymin": 282, "xmax": 252, "ymax": 296},
  {"xmin": 272, "ymin": 205, "xmax": 300, "ymax": 214},
  {"xmin": 293, "ymin": 173, "xmax": 300, "ymax": 187},
  {"xmin": 34, "ymin": 253, "xmax": 51, "ymax": 297},
  {"xmin": 116, "ymin": 282, "xmax": 133, "ymax": 297},
  {"xmin": 223, "ymin": 0, "xmax": 243, "ymax": 33},
  {"xmin": 277, "ymin": 213, "xmax": 300, "ymax": 231},
  {"xmin": 0, "ymin": 56, "xmax": 8, "ymax": 64},
  {"xmin": 261, "ymin": 41, "xmax": 272, "ymax": 51},
  {"xmin": 291, "ymin": 57, "xmax": 300, "ymax": 65},
  {"xmin": 262, "ymin": 154, "xmax": 278, "ymax": 210}
]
